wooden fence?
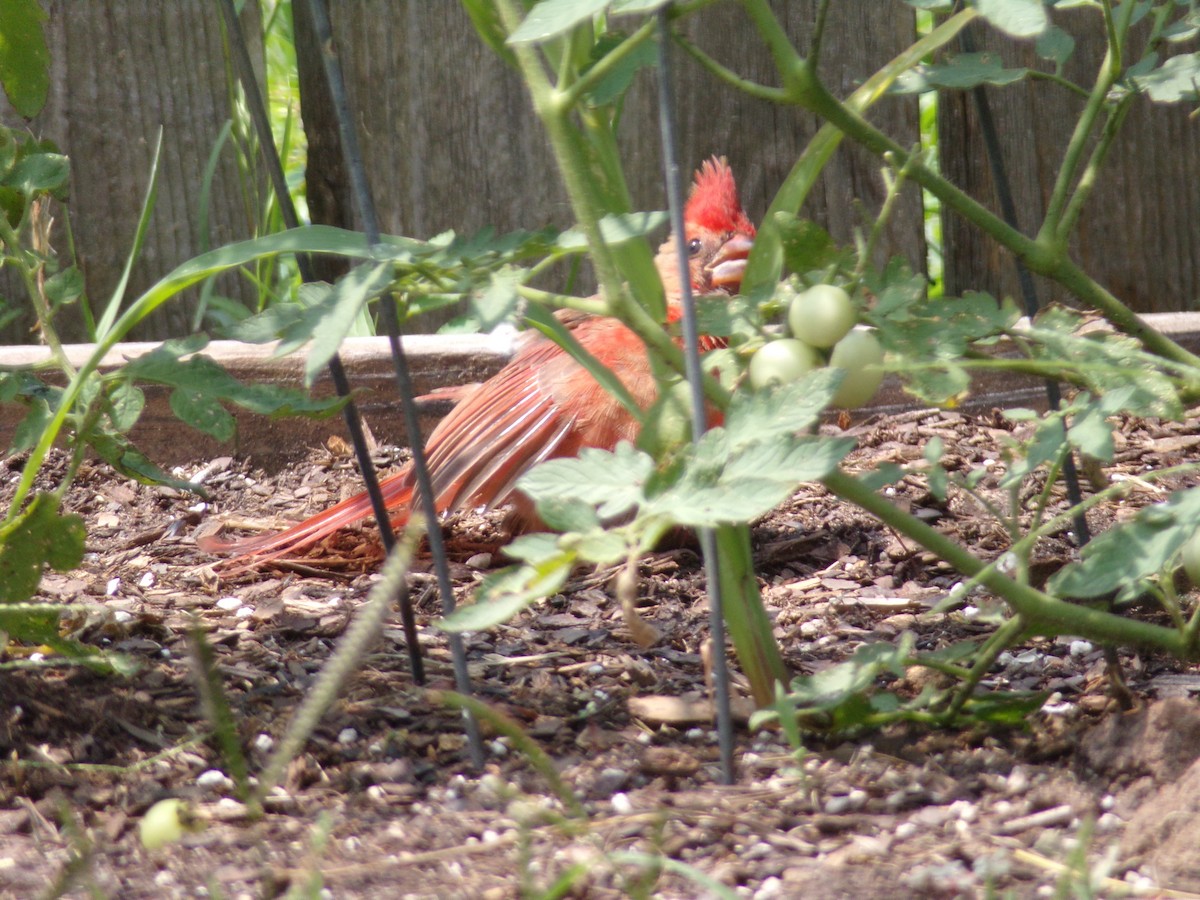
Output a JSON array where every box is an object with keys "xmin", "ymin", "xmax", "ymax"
[{"xmin": 1, "ymin": 1, "xmax": 1197, "ymax": 345}]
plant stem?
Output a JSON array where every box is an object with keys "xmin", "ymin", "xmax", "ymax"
[
  {"xmin": 558, "ymin": 17, "xmax": 657, "ymax": 110},
  {"xmin": 824, "ymin": 469, "xmax": 1191, "ymax": 656}
]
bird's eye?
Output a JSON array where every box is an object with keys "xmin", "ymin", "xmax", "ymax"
[{"xmin": 687, "ymin": 238, "xmax": 702, "ymax": 256}]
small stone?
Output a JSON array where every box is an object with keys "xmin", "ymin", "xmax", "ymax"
[
  {"xmin": 216, "ymin": 596, "xmax": 242, "ymax": 611},
  {"xmin": 197, "ymin": 769, "xmax": 231, "ymax": 791},
  {"xmin": 337, "ymin": 728, "xmax": 358, "ymax": 745}
]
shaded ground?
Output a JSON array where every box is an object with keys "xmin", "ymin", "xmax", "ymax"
[{"xmin": 5, "ymin": 408, "xmax": 1200, "ymax": 898}]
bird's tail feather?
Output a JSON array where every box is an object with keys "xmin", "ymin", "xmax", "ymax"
[{"xmin": 197, "ymin": 469, "xmax": 415, "ymax": 571}]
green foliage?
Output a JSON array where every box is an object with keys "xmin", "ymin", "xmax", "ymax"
[
  {"xmin": 0, "ymin": 0, "xmax": 50, "ymax": 118},
  {"xmin": 1051, "ymin": 488, "xmax": 1200, "ymax": 602}
]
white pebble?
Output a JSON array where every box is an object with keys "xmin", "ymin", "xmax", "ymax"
[
  {"xmin": 253, "ymin": 733, "xmax": 274, "ymax": 753},
  {"xmin": 106, "ymin": 577, "xmax": 121, "ymax": 596},
  {"xmin": 337, "ymin": 728, "xmax": 358, "ymax": 745},
  {"xmin": 138, "ymin": 572, "xmax": 156, "ymax": 589},
  {"xmin": 235, "ymin": 606, "xmax": 254, "ymax": 618},
  {"xmin": 1068, "ymin": 640, "xmax": 1094, "ymax": 657},
  {"xmin": 1005, "ymin": 767, "xmax": 1030, "ymax": 796},
  {"xmin": 611, "ymin": 792, "xmax": 633, "ymax": 815},
  {"xmin": 216, "ymin": 596, "xmax": 242, "ymax": 611},
  {"xmin": 113, "ymin": 610, "xmax": 133, "ymax": 624},
  {"xmin": 197, "ymin": 769, "xmax": 230, "ymax": 790},
  {"xmin": 754, "ymin": 876, "xmax": 784, "ymax": 900}
]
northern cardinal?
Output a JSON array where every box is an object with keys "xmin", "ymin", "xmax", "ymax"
[{"xmin": 201, "ymin": 158, "xmax": 755, "ymax": 570}]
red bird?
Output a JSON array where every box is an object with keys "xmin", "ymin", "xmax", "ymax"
[{"xmin": 202, "ymin": 158, "xmax": 755, "ymax": 570}]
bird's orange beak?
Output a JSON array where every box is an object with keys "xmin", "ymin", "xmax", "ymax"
[{"xmin": 707, "ymin": 234, "xmax": 755, "ymax": 292}]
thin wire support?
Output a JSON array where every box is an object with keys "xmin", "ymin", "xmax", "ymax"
[
  {"xmin": 655, "ymin": 7, "xmax": 736, "ymax": 785},
  {"xmin": 216, "ymin": 0, "xmax": 424, "ymax": 683},
  {"xmin": 303, "ymin": 0, "xmax": 484, "ymax": 765}
]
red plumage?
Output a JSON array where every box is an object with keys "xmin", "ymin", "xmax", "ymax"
[{"xmin": 200, "ymin": 158, "xmax": 755, "ymax": 570}]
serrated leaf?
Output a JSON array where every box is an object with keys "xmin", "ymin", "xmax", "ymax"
[
  {"xmin": 723, "ymin": 368, "xmax": 841, "ymax": 451},
  {"xmin": 508, "ymin": 0, "xmax": 610, "ymax": 44},
  {"xmin": 893, "ymin": 52, "xmax": 1028, "ymax": 93},
  {"xmin": 0, "ymin": 0, "xmax": 50, "ymax": 117},
  {"xmin": 519, "ymin": 442, "xmax": 655, "ymax": 520},
  {"xmin": 974, "ymin": 0, "xmax": 1048, "ymax": 38},
  {"xmin": 0, "ymin": 494, "xmax": 85, "ymax": 604},
  {"xmin": 648, "ymin": 434, "xmax": 854, "ymax": 527},
  {"xmin": 1049, "ymin": 487, "xmax": 1200, "ymax": 599}
]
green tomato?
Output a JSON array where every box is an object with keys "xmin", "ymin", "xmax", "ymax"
[
  {"xmin": 1182, "ymin": 530, "xmax": 1200, "ymax": 584},
  {"xmin": 140, "ymin": 798, "xmax": 187, "ymax": 850},
  {"xmin": 749, "ymin": 338, "xmax": 823, "ymax": 390},
  {"xmin": 789, "ymin": 284, "xmax": 856, "ymax": 349},
  {"xmin": 828, "ymin": 328, "xmax": 885, "ymax": 408}
]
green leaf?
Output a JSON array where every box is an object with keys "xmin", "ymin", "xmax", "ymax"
[
  {"xmin": 1133, "ymin": 52, "xmax": 1200, "ymax": 103},
  {"xmin": 1, "ymin": 152, "xmax": 68, "ymax": 196},
  {"xmin": 582, "ymin": 31, "xmax": 657, "ymax": 106},
  {"xmin": 305, "ymin": 262, "xmax": 395, "ymax": 384},
  {"xmin": 519, "ymin": 442, "xmax": 655, "ymax": 521},
  {"xmin": 87, "ymin": 432, "xmax": 200, "ymax": 492},
  {"xmin": 508, "ymin": 0, "xmax": 611, "ymax": 44},
  {"xmin": 775, "ymin": 214, "xmax": 844, "ymax": 276},
  {"xmin": 723, "ymin": 369, "xmax": 842, "ymax": 451},
  {"xmin": 557, "ymin": 211, "xmax": 668, "ymax": 250},
  {"xmin": 973, "ymin": 0, "xmax": 1048, "ymax": 38},
  {"xmin": 893, "ymin": 52, "xmax": 1028, "ymax": 93},
  {"xmin": 611, "ymin": 0, "xmax": 670, "ymax": 11},
  {"xmin": 537, "ymin": 496, "xmax": 601, "ymax": 533},
  {"xmin": 0, "ymin": 0, "xmax": 50, "ymax": 117},
  {"xmin": 0, "ymin": 494, "xmax": 85, "ymax": 604},
  {"xmin": 121, "ymin": 339, "xmax": 343, "ymax": 426},
  {"xmin": 105, "ymin": 382, "xmax": 145, "ymax": 433},
  {"xmin": 471, "ymin": 269, "xmax": 523, "ymax": 332},
  {"xmin": 1001, "ymin": 415, "xmax": 1065, "ymax": 487},
  {"xmin": 1049, "ymin": 487, "xmax": 1200, "ymax": 600},
  {"xmin": 43, "ymin": 266, "xmax": 85, "ymax": 307},
  {"xmin": 9, "ymin": 394, "xmax": 52, "ymax": 453},
  {"xmin": 648, "ymin": 433, "xmax": 855, "ymax": 528},
  {"xmin": 170, "ymin": 387, "xmax": 236, "ymax": 442},
  {"xmin": 787, "ymin": 641, "xmax": 908, "ymax": 710},
  {"xmin": 440, "ymin": 555, "xmax": 574, "ymax": 632},
  {"xmin": 1035, "ymin": 25, "xmax": 1075, "ymax": 66}
]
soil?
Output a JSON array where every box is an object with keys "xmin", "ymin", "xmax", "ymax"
[{"xmin": 5, "ymin": 407, "xmax": 1200, "ymax": 899}]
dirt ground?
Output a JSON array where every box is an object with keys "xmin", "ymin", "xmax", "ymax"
[{"xmin": 5, "ymin": 407, "xmax": 1200, "ymax": 898}]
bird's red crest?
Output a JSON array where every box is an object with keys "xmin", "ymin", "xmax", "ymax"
[{"xmin": 685, "ymin": 157, "xmax": 755, "ymax": 236}]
